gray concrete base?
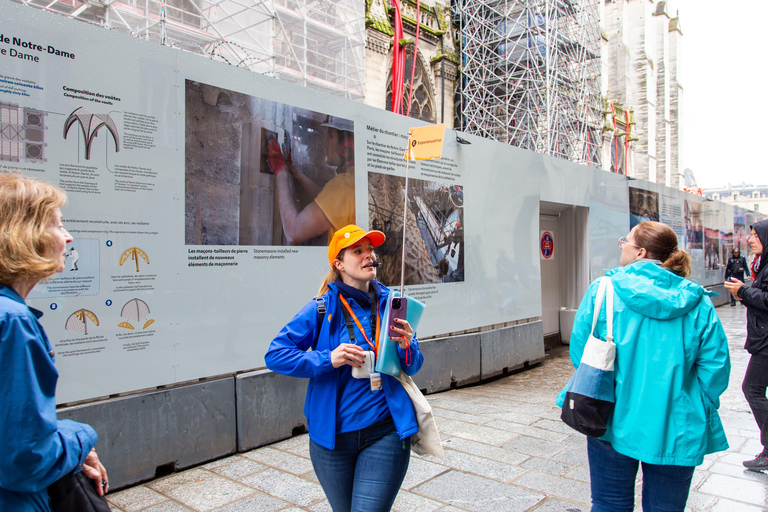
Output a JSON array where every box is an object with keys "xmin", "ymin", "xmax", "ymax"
[
  {"xmin": 706, "ymin": 283, "xmax": 730, "ymax": 307},
  {"xmin": 480, "ymin": 320, "xmax": 545, "ymax": 380},
  {"xmin": 58, "ymin": 321, "xmax": 544, "ymax": 490},
  {"xmin": 57, "ymin": 377, "xmax": 236, "ymax": 489},
  {"xmin": 236, "ymin": 369, "xmax": 308, "ymax": 452}
]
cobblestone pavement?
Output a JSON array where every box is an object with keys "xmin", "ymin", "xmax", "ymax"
[{"xmin": 107, "ymin": 304, "xmax": 767, "ymax": 512}]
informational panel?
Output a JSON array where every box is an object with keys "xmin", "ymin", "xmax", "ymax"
[{"xmin": 1, "ymin": 4, "xmax": 541, "ymax": 401}]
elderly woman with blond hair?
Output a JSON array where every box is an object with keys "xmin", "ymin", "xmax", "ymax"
[{"xmin": 0, "ymin": 174, "xmax": 108, "ymax": 511}]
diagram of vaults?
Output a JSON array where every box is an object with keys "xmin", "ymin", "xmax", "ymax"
[
  {"xmin": 0, "ymin": 102, "xmax": 47, "ymax": 163},
  {"xmin": 64, "ymin": 107, "xmax": 120, "ymax": 160}
]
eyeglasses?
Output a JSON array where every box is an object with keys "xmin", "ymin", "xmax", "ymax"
[{"xmin": 618, "ymin": 237, "xmax": 639, "ymax": 249}]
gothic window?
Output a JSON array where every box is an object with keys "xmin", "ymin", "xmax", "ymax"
[{"xmin": 386, "ymin": 47, "xmax": 436, "ymax": 123}]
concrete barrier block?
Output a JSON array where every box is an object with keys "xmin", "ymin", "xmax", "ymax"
[
  {"xmin": 412, "ymin": 333, "xmax": 481, "ymax": 393},
  {"xmin": 480, "ymin": 321, "xmax": 545, "ymax": 379},
  {"xmin": 236, "ymin": 369, "xmax": 308, "ymax": 452},
  {"xmin": 57, "ymin": 377, "xmax": 236, "ymax": 490}
]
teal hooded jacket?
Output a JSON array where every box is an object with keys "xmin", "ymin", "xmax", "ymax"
[{"xmin": 557, "ymin": 260, "xmax": 730, "ymax": 466}]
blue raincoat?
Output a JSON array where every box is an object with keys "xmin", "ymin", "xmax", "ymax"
[
  {"xmin": 265, "ymin": 281, "xmax": 423, "ymax": 450},
  {"xmin": 557, "ymin": 260, "xmax": 730, "ymax": 466}
]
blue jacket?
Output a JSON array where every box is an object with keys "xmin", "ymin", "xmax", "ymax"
[
  {"xmin": 0, "ymin": 285, "xmax": 98, "ymax": 512},
  {"xmin": 265, "ymin": 281, "xmax": 423, "ymax": 450},
  {"xmin": 557, "ymin": 261, "xmax": 730, "ymax": 466}
]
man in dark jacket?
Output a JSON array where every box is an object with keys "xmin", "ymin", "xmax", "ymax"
[
  {"xmin": 725, "ymin": 219, "xmax": 768, "ymax": 470},
  {"xmin": 724, "ymin": 248, "xmax": 748, "ymax": 306}
]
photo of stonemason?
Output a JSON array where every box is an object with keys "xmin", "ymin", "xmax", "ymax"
[
  {"xmin": 185, "ymin": 80, "xmax": 355, "ymax": 246},
  {"xmin": 368, "ymin": 172, "xmax": 464, "ymax": 286}
]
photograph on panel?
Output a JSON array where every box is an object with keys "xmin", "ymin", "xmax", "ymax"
[
  {"xmin": 684, "ymin": 199, "xmax": 703, "ymax": 252},
  {"xmin": 368, "ymin": 172, "xmax": 464, "ymax": 286},
  {"xmin": 184, "ymin": 79, "xmax": 355, "ymax": 246},
  {"xmin": 629, "ymin": 187, "xmax": 659, "ymax": 229}
]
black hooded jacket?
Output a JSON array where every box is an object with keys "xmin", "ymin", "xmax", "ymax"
[{"xmin": 738, "ymin": 219, "xmax": 768, "ymax": 355}]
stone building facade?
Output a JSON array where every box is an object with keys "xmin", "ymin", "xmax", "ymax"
[{"xmin": 364, "ymin": 0, "xmax": 459, "ymax": 127}]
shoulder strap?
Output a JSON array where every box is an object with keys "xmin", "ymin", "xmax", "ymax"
[
  {"xmin": 312, "ymin": 296, "xmax": 326, "ymax": 350},
  {"xmin": 590, "ymin": 276, "xmax": 614, "ymax": 342},
  {"xmin": 339, "ymin": 299, "xmax": 356, "ymax": 342}
]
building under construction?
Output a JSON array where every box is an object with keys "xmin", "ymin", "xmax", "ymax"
[
  {"xmin": 453, "ymin": 0, "xmax": 603, "ymax": 167},
  {"xmin": 17, "ymin": 0, "xmax": 366, "ymax": 101}
]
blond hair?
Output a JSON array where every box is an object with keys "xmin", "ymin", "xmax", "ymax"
[{"xmin": 0, "ymin": 173, "xmax": 67, "ymax": 285}]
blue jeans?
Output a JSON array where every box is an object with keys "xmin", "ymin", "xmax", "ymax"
[
  {"xmin": 587, "ymin": 438, "xmax": 695, "ymax": 512},
  {"xmin": 309, "ymin": 417, "xmax": 410, "ymax": 512}
]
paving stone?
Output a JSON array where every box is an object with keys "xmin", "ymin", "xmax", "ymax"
[
  {"xmin": 307, "ymin": 501, "xmax": 332, "ymax": 512},
  {"xmin": 242, "ymin": 447, "xmax": 314, "ymax": 475},
  {"xmin": 683, "ymin": 490, "xmax": 718, "ymax": 511},
  {"xmin": 435, "ymin": 507, "xmax": 471, "ymax": 512},
  {"xmin": 512, "ymin": 471, "xmax": 591, "ymax": 504},
  {"xmin": 503, "ymin": 435, "xmax": 567, "ymax": 459},
  {"xmin": 484, "ymin": 419, "xmax": 569, "ymax": 443},
  {"xmin": 107, "ymin": 486, "xmax": 168, "ymax": 512},
  {"xmin": 520, "ymin": 456, "xmax": 571, "ymax": 476},
  {"xmin": 563, "ymin": 465, "xmax": 590, "ymax": 483},
  {"xmin": 437, "ymin": 419, "xmax": 519, "ymax": 447},
  {"xmin": 708, "ymin": 498, "xmax": 765, "ymax": 512},
  {"xmin": 550, "ymin": 444, "xmax": 589, "ymax": 466},
  {"xmin": 400, "ymin": 455, "xmax": 449, "ymax": 489},
  {"xmin": 441, "ymin": 437, "xmax": 529, "ymax": 465},
  {"xmin": 442, "ymin": 449, "xmax": 525, "ymax": 482},
  {"xmin": 140, "ymin": 502, "xmax": 195, "ymax": 512},
  {"xmin": 239, "ymin": 468, "xmax": 325, "ymax": 507},
  {"xmin": 484, "ymin": 410, "xmax": 539, "ymax": 425},
  {"xmin": 269, "ymin": 434, "xmax": 309, "ymax": 451},
  {"xmin": 432, "ymin": 406, "xmax": 494, "ymax": 425},
  {"xmin": 529, "ymin": 497, "xmax": 590, "ymax": 512},
  {"xmin": 210, "ymin": 492, "xmax": 287, "ymax": 512},
  {"xmin": 412, "ymin": 470, "xmax": 544, "ymax": 512},
  {"xmin": 392, "ymin": 489, "xmax": 445, "ymax": 512},
  {"xmin": 706, "ymin": 461, "xmax": 768, "ymax": 483},
  {"xmin": 147, "ymin": 469, "xmax": 256, "ymax": 511},
  {"xmin": 697, "ymin": 473, "xmax": 768, "ymax": 507},
  {"xmin": 212, "ymin": 457, "xmax": 266, "ymax": 479}
]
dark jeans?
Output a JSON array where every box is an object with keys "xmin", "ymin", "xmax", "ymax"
[
  {"xmin": 742, "ymin": 353, "xmax": 768, "ymax": 450},
  {"xmin": 309, "ymin": 417, "xmax": 410, "ymax": 512},
  {"xmin": 587, "ymin": 438, "xmax": 695, "ymax": 512}
]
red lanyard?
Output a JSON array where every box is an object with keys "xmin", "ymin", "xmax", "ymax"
[{"xmin": 338, "ymin": 294, "xmax": 380, "ymax": 355}]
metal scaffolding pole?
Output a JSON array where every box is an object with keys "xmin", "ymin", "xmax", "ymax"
[{"xmin": 456, "ymin": 0, "xmax": 601, "ymax": 166}]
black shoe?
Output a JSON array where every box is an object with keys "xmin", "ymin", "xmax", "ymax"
[
  {"xmin": 743, "ymin": 451, "xmax": 768, "ymax": 471},
  {"xmin": 730, "ymin": 302, "xmax": 736, "ymax": 306}
]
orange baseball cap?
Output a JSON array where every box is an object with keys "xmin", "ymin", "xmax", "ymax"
[{"xmin": 328, "ymin": 224, "xmax": 385, "ymax": 266}]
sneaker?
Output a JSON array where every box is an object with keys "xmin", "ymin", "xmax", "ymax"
[{"xmin": 743, "ymin": 451, "xmax": 768, "ymax": 471}]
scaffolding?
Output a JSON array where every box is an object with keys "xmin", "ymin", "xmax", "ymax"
[
  {"xmin": 455, "ymin": 0, "xmax": 602, "ymax": 166},
  {"xmin": 16, "ymin": 0, "xmax": 365, "ymax": 101}
]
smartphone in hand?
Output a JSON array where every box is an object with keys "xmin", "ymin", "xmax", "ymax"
[{"xmin": 388, "ymin": 296, "xmax": 408, "ymax": 338}]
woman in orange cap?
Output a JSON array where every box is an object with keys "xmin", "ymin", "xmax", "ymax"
[{"xmin": 266, "ymin": 224, "xmax": 423, "ymax": 512}]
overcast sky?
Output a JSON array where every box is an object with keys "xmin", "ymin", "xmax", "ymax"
[{"xmin": 670, "ymin": 0, "xmax": 766, "ymax": 189}]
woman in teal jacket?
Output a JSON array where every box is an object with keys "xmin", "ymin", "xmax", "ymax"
[
  {"xmin": 266, "ymin": 225, "xmax": 423, "ymax": 512},
  {"xmin": 560, "ymin": 221, "xmax": 730, "ymax": 512}
]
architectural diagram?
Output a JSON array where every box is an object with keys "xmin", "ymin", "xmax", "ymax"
[
  {"xmin": 119, "ymin": 298, "xmax": 154, "ymax": 330},
  {"xmin": 65, "ymin": 309, "xmax": 99, "ymax": 335},
  {"xmin": 63, "ymin": 107, "xmax": 120, "ymax": 160},
  {"xmin": 0, "ymin": 102, "xmax": 47, "ymax": 163},
  {"xmin": 119, "ymin": 247, "xmax": 149, "ymax": 272}
]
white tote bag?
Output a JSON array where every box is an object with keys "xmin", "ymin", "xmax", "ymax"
[{"xmin": 396, "ymin": 372, "xmax": 445, "ymax": 460}]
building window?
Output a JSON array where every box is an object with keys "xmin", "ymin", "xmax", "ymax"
[
  {"xmin": 733, "ymin": 193, "xmax": 739, "ymax": 200},
  {"xmin": 756, "ymin": 204, "xmax": 760, "ymax": 212},
  {"xmin": 713, "ymin": 193, "xmax": 720, "ymax": 200},
  {"xmin": 386, "ymin": 47, "xmax": 436, "ymax": 123},
  {"xmin": 754, "ymin": 191, "xmax": 760, "ymax": 198}
]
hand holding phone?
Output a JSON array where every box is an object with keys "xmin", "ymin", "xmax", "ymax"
[{"xmin": 387, "ymin": 296, "xmax": 408, "ymax": 339}]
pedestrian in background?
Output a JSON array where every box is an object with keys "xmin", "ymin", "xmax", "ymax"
[
  {"xmin": 724, "ymin": 219, "xmax": 768, "ymax": 471},
  {"xmin": 0, "ymin": 174, "xmax": 108, "ymax": 511},
  {"xmin": 724, "ymin": 248, "xmax": 748, "ymax": 306},
  {"xmin": 561, "ymin": 221, "xmax": 730, "ymax": 512}
]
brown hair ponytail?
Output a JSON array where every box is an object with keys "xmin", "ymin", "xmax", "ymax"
[{"xmin": 633, "ymin": 221, "xmax": 692, "ymax": 277}]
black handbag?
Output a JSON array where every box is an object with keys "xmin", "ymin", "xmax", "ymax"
[{"xmin": 48, "ymin": 471, "xmax": 111, "ymax": 512}]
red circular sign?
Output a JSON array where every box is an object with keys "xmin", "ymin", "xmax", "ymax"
[{"xmin": 541, "ymin": 231, "xmax": 554, "ymax": 259}]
